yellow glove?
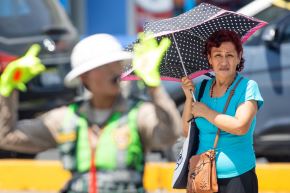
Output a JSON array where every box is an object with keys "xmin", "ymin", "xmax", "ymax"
[
  {"xmin": 0, "ymin": 44, "xmax": 45, "ymax": 97},
  {"xmin": 132, "ymin": 33, "xmax": 171, "ymax": 87}
]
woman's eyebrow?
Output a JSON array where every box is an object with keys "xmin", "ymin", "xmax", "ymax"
[{"xmin": 213, "ymin": 50, "xmax": 235, "ymax": 53}]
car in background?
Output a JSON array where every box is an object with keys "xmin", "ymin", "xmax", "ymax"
[
  {"xmin": 237, "ymin": 0, "xmax": 290, "ymax": 22},
  {"xmin": 0, "ymin": 0, "xmax": 79, "ymax": 158},
  {"xmin": 237, "ymin": 0, "xmax": 290, "ymax": 161},
  {"xmin": 0, "ymin": 0, "xmax": 79, "ymax": 119}
]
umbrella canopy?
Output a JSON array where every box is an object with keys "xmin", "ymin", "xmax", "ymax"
[{"xmin": 121, "ymin": 3, "xmax": 267, "ymax": 82}]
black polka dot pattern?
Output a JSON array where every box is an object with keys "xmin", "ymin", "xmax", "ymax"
[{"xmin": 122, "ymin": 3, "xmax": 267, "ymax": 81}]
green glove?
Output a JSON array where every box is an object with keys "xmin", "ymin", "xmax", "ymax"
[
  {"xmin": 0, "ymin": 44, "xmax": 45, "ymax": 97},
  {"xmin": 132, "ymin": 33, "xmax": 171, "ymax": 87}
]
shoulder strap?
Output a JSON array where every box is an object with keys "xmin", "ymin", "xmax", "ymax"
[
  {"xmin": 212, "ymin": 77, "xmax": 243, "ymax": 149},
  {"xmin": 197, "ymin": 79, "xmax": 208, "ymax": 102}
]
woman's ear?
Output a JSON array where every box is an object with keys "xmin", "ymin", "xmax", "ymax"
[{"xmin": 238, "ymin": 51, "xmax": 242, "ymax": 62}]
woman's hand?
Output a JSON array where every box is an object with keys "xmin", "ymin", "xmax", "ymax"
[
  {"xmin": 181, "ymin": 77, "xmax": 194, "ymax": 101},
  {"xmin": 191, "ymin": 102, "xmax": 210, "ymax": 118}
]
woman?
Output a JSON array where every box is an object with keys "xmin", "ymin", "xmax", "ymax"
[{"xmin": 181, "ymin": 30, "xmax": 263, "ymax": 193}]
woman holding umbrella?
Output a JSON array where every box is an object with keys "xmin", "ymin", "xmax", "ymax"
[{"xmin": 181, "ymin": 29, "xmax": 263, "ymax": 193}]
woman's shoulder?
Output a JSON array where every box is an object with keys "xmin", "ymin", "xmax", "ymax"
[
  {"xmin": 195, "ymin": 77, "xmax": 213, "ymax": 89},
  {"xmin": 238, "ymin": 74, "xmax": 259, "ymax": 89},
  {"xmin": 237, "ymin": 74, "xmax": 264, "ymax": 108}
]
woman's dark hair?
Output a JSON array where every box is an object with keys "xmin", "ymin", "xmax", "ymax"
[{"xmin": 205, "ymin": 30, "xmax": 244, "ymax": 72}]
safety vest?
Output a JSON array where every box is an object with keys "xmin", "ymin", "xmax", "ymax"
[{"xmin": 58, "ymin": 102, "xmax": 144, "ymax": 173}]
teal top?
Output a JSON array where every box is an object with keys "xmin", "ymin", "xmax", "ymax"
[{"xmin": 194, "ymin": 73, "xmax": 263, "ymax": 178}]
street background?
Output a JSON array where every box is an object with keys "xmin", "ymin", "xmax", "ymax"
[{"xmin": 1, "ymin": 0, "xmax": 290, "ymax": 193}]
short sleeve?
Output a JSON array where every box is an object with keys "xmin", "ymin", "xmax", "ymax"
[{"xmin": 238, "ymin": 80, "xmax": 264, "ymax": 110}]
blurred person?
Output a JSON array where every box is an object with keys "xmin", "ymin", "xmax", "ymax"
[
  {"xmin": 174, "ymin": 0, "xmax": 185, "ymax": 16},
  {"xmin": 181, "ymin": 30, "xmax": 263, "ymax": 193},
  {"xmin": 0, "ymin": 34, "xmax": 181, "ymax": 193},
  {"xmin": 173, "ymin": 0, "xmax": 196, "ymax": 15}
]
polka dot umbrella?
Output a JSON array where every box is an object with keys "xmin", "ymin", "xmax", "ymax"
[{"xmin": 121, "ymin": 3, "xmax": 267, "ymax": 82}]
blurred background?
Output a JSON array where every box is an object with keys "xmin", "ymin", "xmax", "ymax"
[{"xmin": 0, "ymin": 0, "xmax": 290, "ymax": 192}]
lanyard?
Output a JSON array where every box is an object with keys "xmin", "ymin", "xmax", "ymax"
[{"xmin": 88, "ymin": 128, "xmax": 98, "ymax": 193}]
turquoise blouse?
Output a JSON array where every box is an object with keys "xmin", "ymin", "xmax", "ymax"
[{"xmin": 194, "ymin": 73, "xmax": 264, "ymax": 178}]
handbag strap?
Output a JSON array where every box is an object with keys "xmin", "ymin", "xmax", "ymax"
[
  {"xmin": 212, "ymin": 76, "xmax": 243, "ymax": 149},
  {"xmin": 198, "ymin": 79, "xmax": 208, "ymax": 102}
]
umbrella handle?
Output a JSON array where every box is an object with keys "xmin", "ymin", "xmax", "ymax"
[
  {"xmin": 187, "ymin": 91, "xmax": 196, "ymax": 123},
  {"xmin": 190, "ymin": 90, "xmax": 196, "ymax": 102},
  {"xmin": 186, "ymin": 90, "xmax": 196, "ymax": 123}
]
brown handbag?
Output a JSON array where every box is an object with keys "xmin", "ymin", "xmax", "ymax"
[{"xmin": 186, "ymin": 77, "xmax": 243, "ymax": 193}]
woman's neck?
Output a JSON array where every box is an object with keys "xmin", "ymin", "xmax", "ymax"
[
  {"xmin": 211, "ymin": 73, "xmax": 237, "ymax": 97},
  {"xmin": 215, "ymin": 73, "xmax": 237, "ymax": 88}
]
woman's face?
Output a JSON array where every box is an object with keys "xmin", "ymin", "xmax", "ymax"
[
  {"xmin": 80, "ymin": 61, "xmax": 122, "ymax": 97},
  {"xmin": 207, "ymin": 41, "xmax": 241, "ymax": 79}
]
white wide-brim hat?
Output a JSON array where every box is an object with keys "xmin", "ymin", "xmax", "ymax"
[{"xmin": 65, "ymin": 34, "xmax": 132, "ymax": 86}]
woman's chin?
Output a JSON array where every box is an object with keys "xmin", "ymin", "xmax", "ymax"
[
  {"xmin": 216, "ymin": 71, "xmax": 233, "ymax": 78},
  {"xmin": 216, "ymin": 71, "xmax": 230, "ymax": 78}
]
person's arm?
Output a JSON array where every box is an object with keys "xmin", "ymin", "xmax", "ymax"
[
  {"xmin": 191, "ymin": 80, "xmax": 263, "ymax": 135},
  {"xmin": 0, "ymin": 93, "xmax": 63, "ymax": 153},
  {"xmin": 182, "ymin": 99, "xmax": 192, "ymax": 137},
  {"xmin": 137, "ymin": 86, "xmax": 182, "ymax": 152},
  {"xmin": 192, "ymin": 100, "xmax": 257, "ymax": 135},
  {"xmin": 181, "ymin": 77, "xmax": 195, "ymax": 137}
]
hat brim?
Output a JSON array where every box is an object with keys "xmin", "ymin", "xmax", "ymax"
[{"xmin": 64, "ymin": 51, "xmax": 132, "ymax": 87}]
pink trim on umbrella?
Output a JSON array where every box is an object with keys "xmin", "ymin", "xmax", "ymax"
[
  {"xmin": 159, "ymin": 69, "xmax": 212, "ymax": 82},
  {"xmin": 241, "ymin": 21, "xmax": 268, "ymax": 43},
  {"xmin": 160, "ymin": 76, "xmax": 182, "ymax": 82},
  {"xmin": 121, "ymin": 69, "xmax": 212, "ymax": 82},
  {"xmin": 121, "ymin": 69, "xmax": 134, "ymax": 79},
  {"xmin": 188, "ymin": 69, "xmax": 212, "ymax": 80},
  {"xmin": 121, "ymin": 74, "xmax": 140, "ymax": 81}
]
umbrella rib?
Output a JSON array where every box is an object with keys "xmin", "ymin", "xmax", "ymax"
[
  {"xmin": 171, "ymin": 33, "xmax": 187, "ymax": 77},
  {"xmin": 186, "ymin": 29, "xmax": 206, "ymax": 41},
  {"xmin": 171, "ymin": 33, "xmax": 197, "ymax": 102}
]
